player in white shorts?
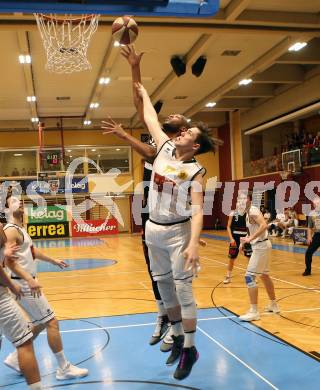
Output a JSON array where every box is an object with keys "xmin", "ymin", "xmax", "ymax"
[
  {"xmin": 237, "ymin": 192, "xmax": 280, "ymax": 321},
  {"xmin": 3, "ymin": 194, "xmax": 89, "ymax": 381},
  {"xmin": 0, "ymin": 225, "xmax": 43, "ymax": 390},
  {"xmin": 134, "ymin": 82, "xmax": 220, "ymax": 380}
]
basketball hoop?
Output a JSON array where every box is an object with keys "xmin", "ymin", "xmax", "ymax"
[{"xmin": 34, "ymin": 13, "xmax": 100, "ymax": 74}]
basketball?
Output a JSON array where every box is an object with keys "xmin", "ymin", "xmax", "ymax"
[{"xmin": 111, "ymin": 16, "xmax": 138, "ymax": 45}]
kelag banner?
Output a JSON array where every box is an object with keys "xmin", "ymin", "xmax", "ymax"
[{"xmin": 27, "ymin": 206, "xmax": 68, "ymax": 223}]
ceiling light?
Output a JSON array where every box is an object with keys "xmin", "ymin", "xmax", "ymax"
[
  {"xmin": 14, "ymin": 153, "xmax": 23, "ymax": 157},
  {"xmin": 239, "ymin": 78, "xmax": 252, "ymax": 86},
  {"xmin": 83, "ymin": 120, "xmax": 92, "ymax": 125},
  {"xmin": 288, "ymin": 42, "xmax": 307, "ymax": 52},
  {"xmin": 27, "ymin": 96, "xmax": 36, "ymax": 102},
  {"xmin": 116, "ymin": 148, "xmax": 121, "ymax": 151},
  {"xmin": 99, "ymin": 77, "xmax": 110, "ymax": 85},
  {"xmin": 31, "ymin": 117, "xmax": 39, "ymax": 123},
  {"xmin": 70, "ymin": 156, "xmax": 72, "ymax": 158},
  {"xmin": 67, "ymin": 149, "xmax": 72, "ymax": 153},
  {"xmin": 90, "ymin": 102, "xmax": 99, "ymax": 109},
  {"xmin": 91, "ymin": 148, "xmax": 96, "ymax": 152},
  {"xmin": 19, "ymin": 54, "xmax": 31, "ymax": 64},
  {"xmin": 205, "ymin": 102, "xmax": 216, "ymax": 108}
]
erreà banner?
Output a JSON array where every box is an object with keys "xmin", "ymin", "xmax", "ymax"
[
  {"xmin": 27, "ymin": 206, "xmax": 67, "ymax": 223},
  {"xmin": 72, "ymin": 219, "xmax": 118, "ymax": 237},
  {"xmin": 27, "ymin": 222, "xmax": 69, "ymax": 239}
]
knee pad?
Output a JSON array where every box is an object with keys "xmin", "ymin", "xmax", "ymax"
[
  {"xmin": 245, "ymin": 274, "xmax": 257, "ymax": 288},
  {"xmin": 175, "ymin": 280, "xmax": 197, "ymax": 319},
  {"xmin": 157, "ymin": 278, "xmax": 179, "ymax": 309}
]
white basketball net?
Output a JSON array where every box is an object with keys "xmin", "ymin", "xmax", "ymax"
[{"xmin": 34, "ymin": 13, "xmax": 100, "ymax": 74}]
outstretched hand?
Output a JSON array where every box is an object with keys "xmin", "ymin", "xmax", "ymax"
[
  {"xmin": 102, "ymin": 117, "xmax": 126, "ymax": 139},
  {"xmin": 121, "ymin": 45, "xmax": 144, "ymax": 67}
]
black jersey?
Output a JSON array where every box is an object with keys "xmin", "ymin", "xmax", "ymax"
[{"xmin": 230, "ymin": 211, "xmax": 247, "ymax": 236}]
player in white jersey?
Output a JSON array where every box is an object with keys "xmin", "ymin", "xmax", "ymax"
[
  {"xmin": 133, "ymin": 81, "xmax": 220, "ymax": 380},
  {"xmin": 0, "ymin": 225, "xmax": 43, "ymax": 390},
  {"xmin": 237, "ymin": 192, "xmax": 280, "ymax": 322},
  {"xmin": 101, "ymin": 45, "xmax": 192, "ymax": 350},
  {"xmin": 3, "ymin": 194, "xmax": 89, "ymax": 381}
]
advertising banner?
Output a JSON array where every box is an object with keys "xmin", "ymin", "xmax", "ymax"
[
  {"xmin": 27, "ymin": 205, "xmax": 67, "ymax": 223},
  {"xmin": 71, "ymin": 218, "xmax": 118, "ymax": 237},
  {"xmin": 27, "ymin": 221, "xmax": 70, "ymax": 239}
]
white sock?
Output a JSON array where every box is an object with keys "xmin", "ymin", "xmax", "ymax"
[
  {"xmin": 184, "ymin": 331, "xmax": 195, "ymax": 348},
  {"xmin": 156, "ymin": 300, "xmax": 167, "ymax": 317},
  {"xmin": 55, "ymin": 350, "xmax": 68, "ymax": 370},
  {"xmin": 271, "ymin": 299, "xmax": 277, "ymax": 305},
  {"xmin": 227, "ymin": 271, "xmax": 232, "ymax": 277},
  {"xmin": 171, "ymin": 320, "xmax": 184, "ymax": 336},
  {"xmin": 28, "ymin": 382, "xmax": 42, "ymax": 390},
  {"xmin": 250, "ymin": 304, "xmax": 258, "ymax": 312}
]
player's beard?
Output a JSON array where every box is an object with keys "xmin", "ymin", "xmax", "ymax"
[{"xmin": 162, "ymin": 122, "xmax": 181, "ymax": 135}]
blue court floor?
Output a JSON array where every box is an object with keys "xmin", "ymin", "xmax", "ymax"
[{"xmin": 1, "ymin": 308, "xmax": 319, "ymax": 390}]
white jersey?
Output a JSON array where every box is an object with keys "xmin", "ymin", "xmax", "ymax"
[
  {"xmin": 246, "ymin": 206, "xmax": 268, "ymax": 245},
  {"xmin": 149, "ymin": 140, "xmax": 204, "ymax": 224},
  {"xmin": 4, "ymin": 223, "xmax": 36, "ymax": 278}
]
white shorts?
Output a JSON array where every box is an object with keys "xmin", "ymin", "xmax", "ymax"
[
  {"xmin": 246, "ymin": 240, "xmax": 272, "ymax": 276},
  {"xmin": 145, "ymin": 219, "xmax": 192, "ymax": 282},
  {"xmin": 15, "ymin": 279, "xmax": 55, "ymax": 326},
  {"xmin": 0, "ymin": 286, "xmax": 33, "ymax": 347}
]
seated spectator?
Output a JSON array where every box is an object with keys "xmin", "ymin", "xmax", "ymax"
[
  {"xmin": 313, "ymin": 132, "xmax": 320, "ymax": 149},
  {"xmin": 268, "ymin": 210, "xmax": 286, "ymax": 236},
  {"xmin": 21, "ymin": 168, "xmax": 27, "ymax": 176},
  {"xmin": 278, "ymin": 208, "xmax": 296, "ymax": 237}
]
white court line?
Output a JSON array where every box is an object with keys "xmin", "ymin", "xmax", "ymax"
[
  {"xmin": 281, "ymin": 307, "xmax": 320, "ymax": 314},
  {"xmin": 40, "ymin": 315, "xmax": 236, "ymax": 335},
  {"xmin": 201, "ymin": 256, "xmax": 320, "ymax": 294},
  {"xmin": 41, "ymin": 270, "xmax": 147, "ymax": 279},
  {"xmin": 197, "ymin": 326, "xmax": 279, "ymax": 390}
]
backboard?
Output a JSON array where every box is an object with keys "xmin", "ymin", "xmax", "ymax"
[{"xmin": 0, "ymin": 0, "xmax": 220, "ymax": 17}]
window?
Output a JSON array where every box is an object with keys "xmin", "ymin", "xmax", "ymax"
[
  {"xmin": 64, "ymin": 148, "xmax": 85, "ymax": 174},
  {"xmin": 87, "ymin": 147, "xmax": 131, "ymax": 174},
  {"xmin": 0, "ymin": 149, "xmax": 37, "ymax": 178}
]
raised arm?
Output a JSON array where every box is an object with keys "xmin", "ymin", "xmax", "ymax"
[
  {"xmin": 135, "ymin": 83, "xmax": 169, "ymax": 148},
  {"xmin": 121, "ymin": 45, "xmax": 145, "ymax": 125},
  {"xmin": 101, "ymin": 118, "xmax": 156, "ymax": 161}
]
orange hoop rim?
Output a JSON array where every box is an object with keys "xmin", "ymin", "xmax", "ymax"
[{"xmin": 35, "ymin": 13, "xmax": 98, "ymax": 24}]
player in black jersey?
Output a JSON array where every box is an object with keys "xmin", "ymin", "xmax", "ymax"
[{"xmin": 224, "ymin": 209, "xmax": 248, "ymax": 284}]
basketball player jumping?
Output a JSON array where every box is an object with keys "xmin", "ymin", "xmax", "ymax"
[
  {"xmin": 0, "ymin": 226, "xmax": 43, "ymax": 390},
  {"xmin": 3, "ymin": 194, "xmax": 89, "ymax": 381},
  {"xmin": 102, "ymin": 44, "xmax": 189, "ymax": 351},
  {"xmin": 134, "ymin": 81, "xmax": 219, "ymax": 380}
]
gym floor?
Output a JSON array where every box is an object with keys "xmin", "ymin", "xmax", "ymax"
[{"xmin": 0, "ymin": 233, "xmax": 319, "ymax": 389}]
